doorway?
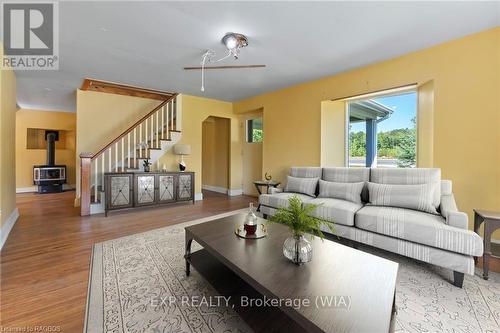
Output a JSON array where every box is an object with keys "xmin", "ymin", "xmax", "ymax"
[{"xmin": 201, "ymin": 116, "xmax": 230, "ymax": 194}]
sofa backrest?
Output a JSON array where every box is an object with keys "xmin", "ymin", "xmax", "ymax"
[
  {"xmin": 370, "ymin": 168, "xmax": 441, "ymax": 184},
  {"xmin": 322, "ymin": 167, "xmax": 370, "ymax": 182},
  {"xmin": 289, "ymin": 167, "xmax": 322, "ymax": 178},
  {"xmin": 370, "ymin": 168, "xmax": 441, "ymax": 206}
]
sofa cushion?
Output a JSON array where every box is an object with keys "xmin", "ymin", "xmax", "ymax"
[
  {"xmin": 355, "ymin": 206, "xmax": 483, "ymax": 256},
  {"xmin": 259, "ymin": 192, "xmax": 314, "ymax": 209},
  {"xmin": 367, "ymin": 182, "xmax": 439, "ymax": 214},
  {"xmin": 318, "ymin": 180, "xmax": 365, "ymax": 204},
  {"xmin": 290, "ymin": 167, "xmax": 322, "ymax": 178},
  {"xmin": 285, "ymin": 175, "xmax": 318, "ymax": 197},
  {"xmin": 322, "ymin": 167, "xmax": 370, "ymax": 202},
  {"xmin": 308, "ymin": 198, "xmax": 363, "ymax": 226},
  {"xmin": 370, "ymin": 168, "xmax": 441, "ymax": 208}
]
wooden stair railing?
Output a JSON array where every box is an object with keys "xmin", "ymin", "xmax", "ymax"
[{"xmin": 80, "ymin": 93, "xmax": 179, "ymax": 216}]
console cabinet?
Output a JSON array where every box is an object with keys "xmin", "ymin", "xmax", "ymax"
[{"xmin": 105, "ymin": 171, "xmax": 194, "ymax": 215}]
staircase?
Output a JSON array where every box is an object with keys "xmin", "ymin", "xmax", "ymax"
[{"xmin": 79, "ymin": 83, "xmax": 182, "ymax": 216}]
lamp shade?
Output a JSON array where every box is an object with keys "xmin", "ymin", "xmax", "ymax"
[{"xmin": 174, "ymin": 144, "xmax": 191, "ymax": 155}]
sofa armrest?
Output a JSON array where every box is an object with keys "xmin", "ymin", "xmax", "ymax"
[
  {"xmin": 269, "ymin": 187, "xmax": 283, "ymax": 195},
  {"xmin": 440, "ymin": 194, "xmax": 468, "ymax": 230}
]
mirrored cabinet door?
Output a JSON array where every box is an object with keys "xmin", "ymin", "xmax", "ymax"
[
  {"xmin": 107, "ymin": 174, "xmax": 133, "ymax": 209},
  {"xmin": 135, "ymin": 175, "xmax": 156, "ymax": 206},
  {"xmin": 158, "ymin": 175, "xmax": 176, "ymax": 203},
  {"xmin": 177, "ymin": 174, "xmax": 193, "ymax": 200}
]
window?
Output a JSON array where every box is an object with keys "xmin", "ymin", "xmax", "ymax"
[
  {"xmin": 246, "ymin": 117, "xmax": 263, "ymax": 143},
  {"xmin": 347, "ymin": 91, "xmax": 417, "ymax": 168}
]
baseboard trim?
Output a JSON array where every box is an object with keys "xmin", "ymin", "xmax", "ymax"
[
  {"xmin": 16, "ymin": 184, "xmax": 76, "ymax": 193},
  {"xmin": 228, "ymin": 189, "xmax": 243, "ymax": 196},
  {"xmin": 202, "ymin": 185, "xmax": 228, "ymax": 194},
  {"xmin": 1, "ymin": 208, "xmax": 19, "ymax": 250},
  {"xmin": 195, "ymin": 192, "xmax": 203, "ymax": 201}
]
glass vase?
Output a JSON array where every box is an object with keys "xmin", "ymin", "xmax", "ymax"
[
  {"xmin": 244, "ymin": 203, "xmax": 258, "ymax": 234},
  {"xmin": 283, "ymin": 235, "xmax": 312, "ymax": 265}
]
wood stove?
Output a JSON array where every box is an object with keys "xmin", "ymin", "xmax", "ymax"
[{"xmin": 33, "ymin": 131, "xmax": 67, "ymax": 193}]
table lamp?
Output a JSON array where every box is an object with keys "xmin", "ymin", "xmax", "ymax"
[{"xmin": 174, "ymin": 144, "xmax": 191, "ymax": 171}]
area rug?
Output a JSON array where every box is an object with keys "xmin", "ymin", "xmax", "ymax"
[{"xmin": 85, "ymin": 209, "xmax": 500, "ymax": 333}]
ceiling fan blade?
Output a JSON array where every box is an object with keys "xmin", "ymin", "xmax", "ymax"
[{"xmin": 184, "ymin": 65, "xmax": 266, "ymax": 70}]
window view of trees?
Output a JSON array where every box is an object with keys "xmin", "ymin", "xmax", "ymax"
[
  {"xmin": 247, "ymin": 117, "xmax": 263, "ymax": 143},
  {"xmin": 348, "ymin": 92, "xmax": 416, "ymax": 168},
  {"xmin": 252, "ymin": 128, "xmax": 263, "ymax": 142},
  {"xmin": 349, "ymin": 118, "xmax": 416, "ymax": 167}
]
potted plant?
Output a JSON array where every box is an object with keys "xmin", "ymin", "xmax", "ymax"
[
  {"xmin": 143, "ymin": 159, "xmax": 151, "ymax": 172},
  {"xmin": 269, "ymin": 195, "xmax": 334, "ymax": 265}
]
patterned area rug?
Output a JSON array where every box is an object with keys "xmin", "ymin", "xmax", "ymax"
[{"xmin": 85, "ymin": 210, "xmax": 500, "ymax": 333}]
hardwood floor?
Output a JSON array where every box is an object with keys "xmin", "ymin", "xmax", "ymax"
[
  {"xmin": 1, "ymin": 191, "xmax": 498, "ymax": 332},
  {"xmin": 0, "ymin": 190, "xmax": 256, "ymax": 332}
]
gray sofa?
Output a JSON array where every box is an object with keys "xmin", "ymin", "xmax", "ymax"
[{"xmin": 259, "ymin": 167, "xmax": 483, "ymax": 287}]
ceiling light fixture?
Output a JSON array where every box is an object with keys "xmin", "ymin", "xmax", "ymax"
[
  {"xmin": 199, "ymin": 32, "xmax": 249, "ymax": 92},
  {"xmin": 221, "ymin": 32, "xmax": 248, "ymax": 59}
]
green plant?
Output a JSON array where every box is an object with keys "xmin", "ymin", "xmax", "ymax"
[
  {"xmin": 269, "ymin": 195, "xmax": 334, "ymax": 239},
  {"xmin": 143, "ymin": 159, "xmax": 151, "ymax": 168}
]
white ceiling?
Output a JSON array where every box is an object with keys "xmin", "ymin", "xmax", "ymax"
[{"xmin": 13, "ymin": 1, "xmax": 500, "ymax": 112}]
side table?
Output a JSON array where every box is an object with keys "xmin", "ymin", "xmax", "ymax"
[
  {"xmin": 254, "ymin": 180, "xmax": 281, "ymax": 212},
  {"xmin": 253, "ymin": 180, "xmax": 281, "ymax": 195},
  {"xmin": 473, "ymin": 209, "xmax": 500, "ymax": 280}
]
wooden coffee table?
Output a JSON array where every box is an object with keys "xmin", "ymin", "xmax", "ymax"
[{"xmin": 185, "ymin": 213, "xmax": 398, "ymax": 333}]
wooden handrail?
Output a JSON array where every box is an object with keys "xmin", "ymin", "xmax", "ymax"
[
  {"xmin": 91, "ymin": 93, "xmax": 178, "ymax": 160},
  {"xmin": 81, "ymin": 78, "xmax": 176, "ymax": 100}
]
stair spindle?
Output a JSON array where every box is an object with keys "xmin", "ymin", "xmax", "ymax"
[
  {"xmin": 173, "ymin": 99, "xmax": 177, "ymax": 130},
  {"xmin": 156, "ymin": 110, "xmax": 159, "ymax": 147},
  {"xmin": 166, "ymin": 103, "xmax": 170, "ymax": 139},
  {"xmin": 121, "ymin": 137, "xmax": 125, "ymax": 172},
  {"xmin": 134, "ymin": 127, "xmax": 137, "ymax": 167},
  {"xmin": 139, "ymin": 123, "xmax": 142, "ymax": 158},
  {"xmin": 150, "ymin": 115, "xmax": 154, "ymax": 148},
  {"xmin": 145, "ymin": 119, "xmax": 148, "ymax": 158},
  {"xmin": 115, "ymin": 142, "xmax": 118, "ymax": 172},
  {"xmin": 161, "ymin": 106, "xmax": 165, "ymax": 139},
  {"xmin": 101, "ymin": 153, "xmax": 105, "ymax": 193},
  {"xmin": 94, "ymin": 158, "xmax": 98, "ymax": 202},
  {"xmin": 127, "ymin": 133, "xmax": 131, "ymax": 169},
  {"xmin": 169, "ymin": 102, "xmax": 173, "ymax": 132}
]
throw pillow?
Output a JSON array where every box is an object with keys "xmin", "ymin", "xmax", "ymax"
[
  {"xmin": 285, "ymin": 176, "xmax": 319, "ymax": 197},
  {"xmin": 367, "ymin": 182, "xmax": 438, "ymax": 214},
  {"xmin": 318, "ymin": 180, "xmax": 365, "ymax": 203}
]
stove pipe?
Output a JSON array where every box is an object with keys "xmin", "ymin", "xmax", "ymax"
[{"xmin": 46, "ymin": 132, "xmax": 56, "ymax": 166}]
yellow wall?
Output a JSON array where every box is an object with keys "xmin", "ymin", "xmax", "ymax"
[
  {"xmin": 0, "ymin": 44, "xmax": 17, "ymax": 228},
  {"xmin": 234, "ymin": 27, "xmax": 500, "ymax": 233},
  {"xmin": 202, "ymin": 117, "xmax": 230, "ymax": 189},
  {"xmin": 320, "ymin": 100, "xmax": 346, "ymax": 167},
  {"xmin": 158, "ymin": 95, "xmax": 242, "ymax": 195},
  {"xmin": 75, "ymin": 89, "xmax": 161, "ymax": 197},
  {"xmin": 16, "ymin": 109, "xmax": 76, "ymax": 189}
]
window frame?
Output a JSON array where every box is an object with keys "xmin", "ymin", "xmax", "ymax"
[
  {"xmin": 246, "ymin": 117, "xmax": 263, "ymax": 144},
  {"xmin": 345, "ymin": 88, "xmax": 418, "ymax": 168}
]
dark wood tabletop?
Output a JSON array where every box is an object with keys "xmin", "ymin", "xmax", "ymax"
[{"xmin": 185, "ymin": 213, "xmax": 398, "ymax": 333}]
